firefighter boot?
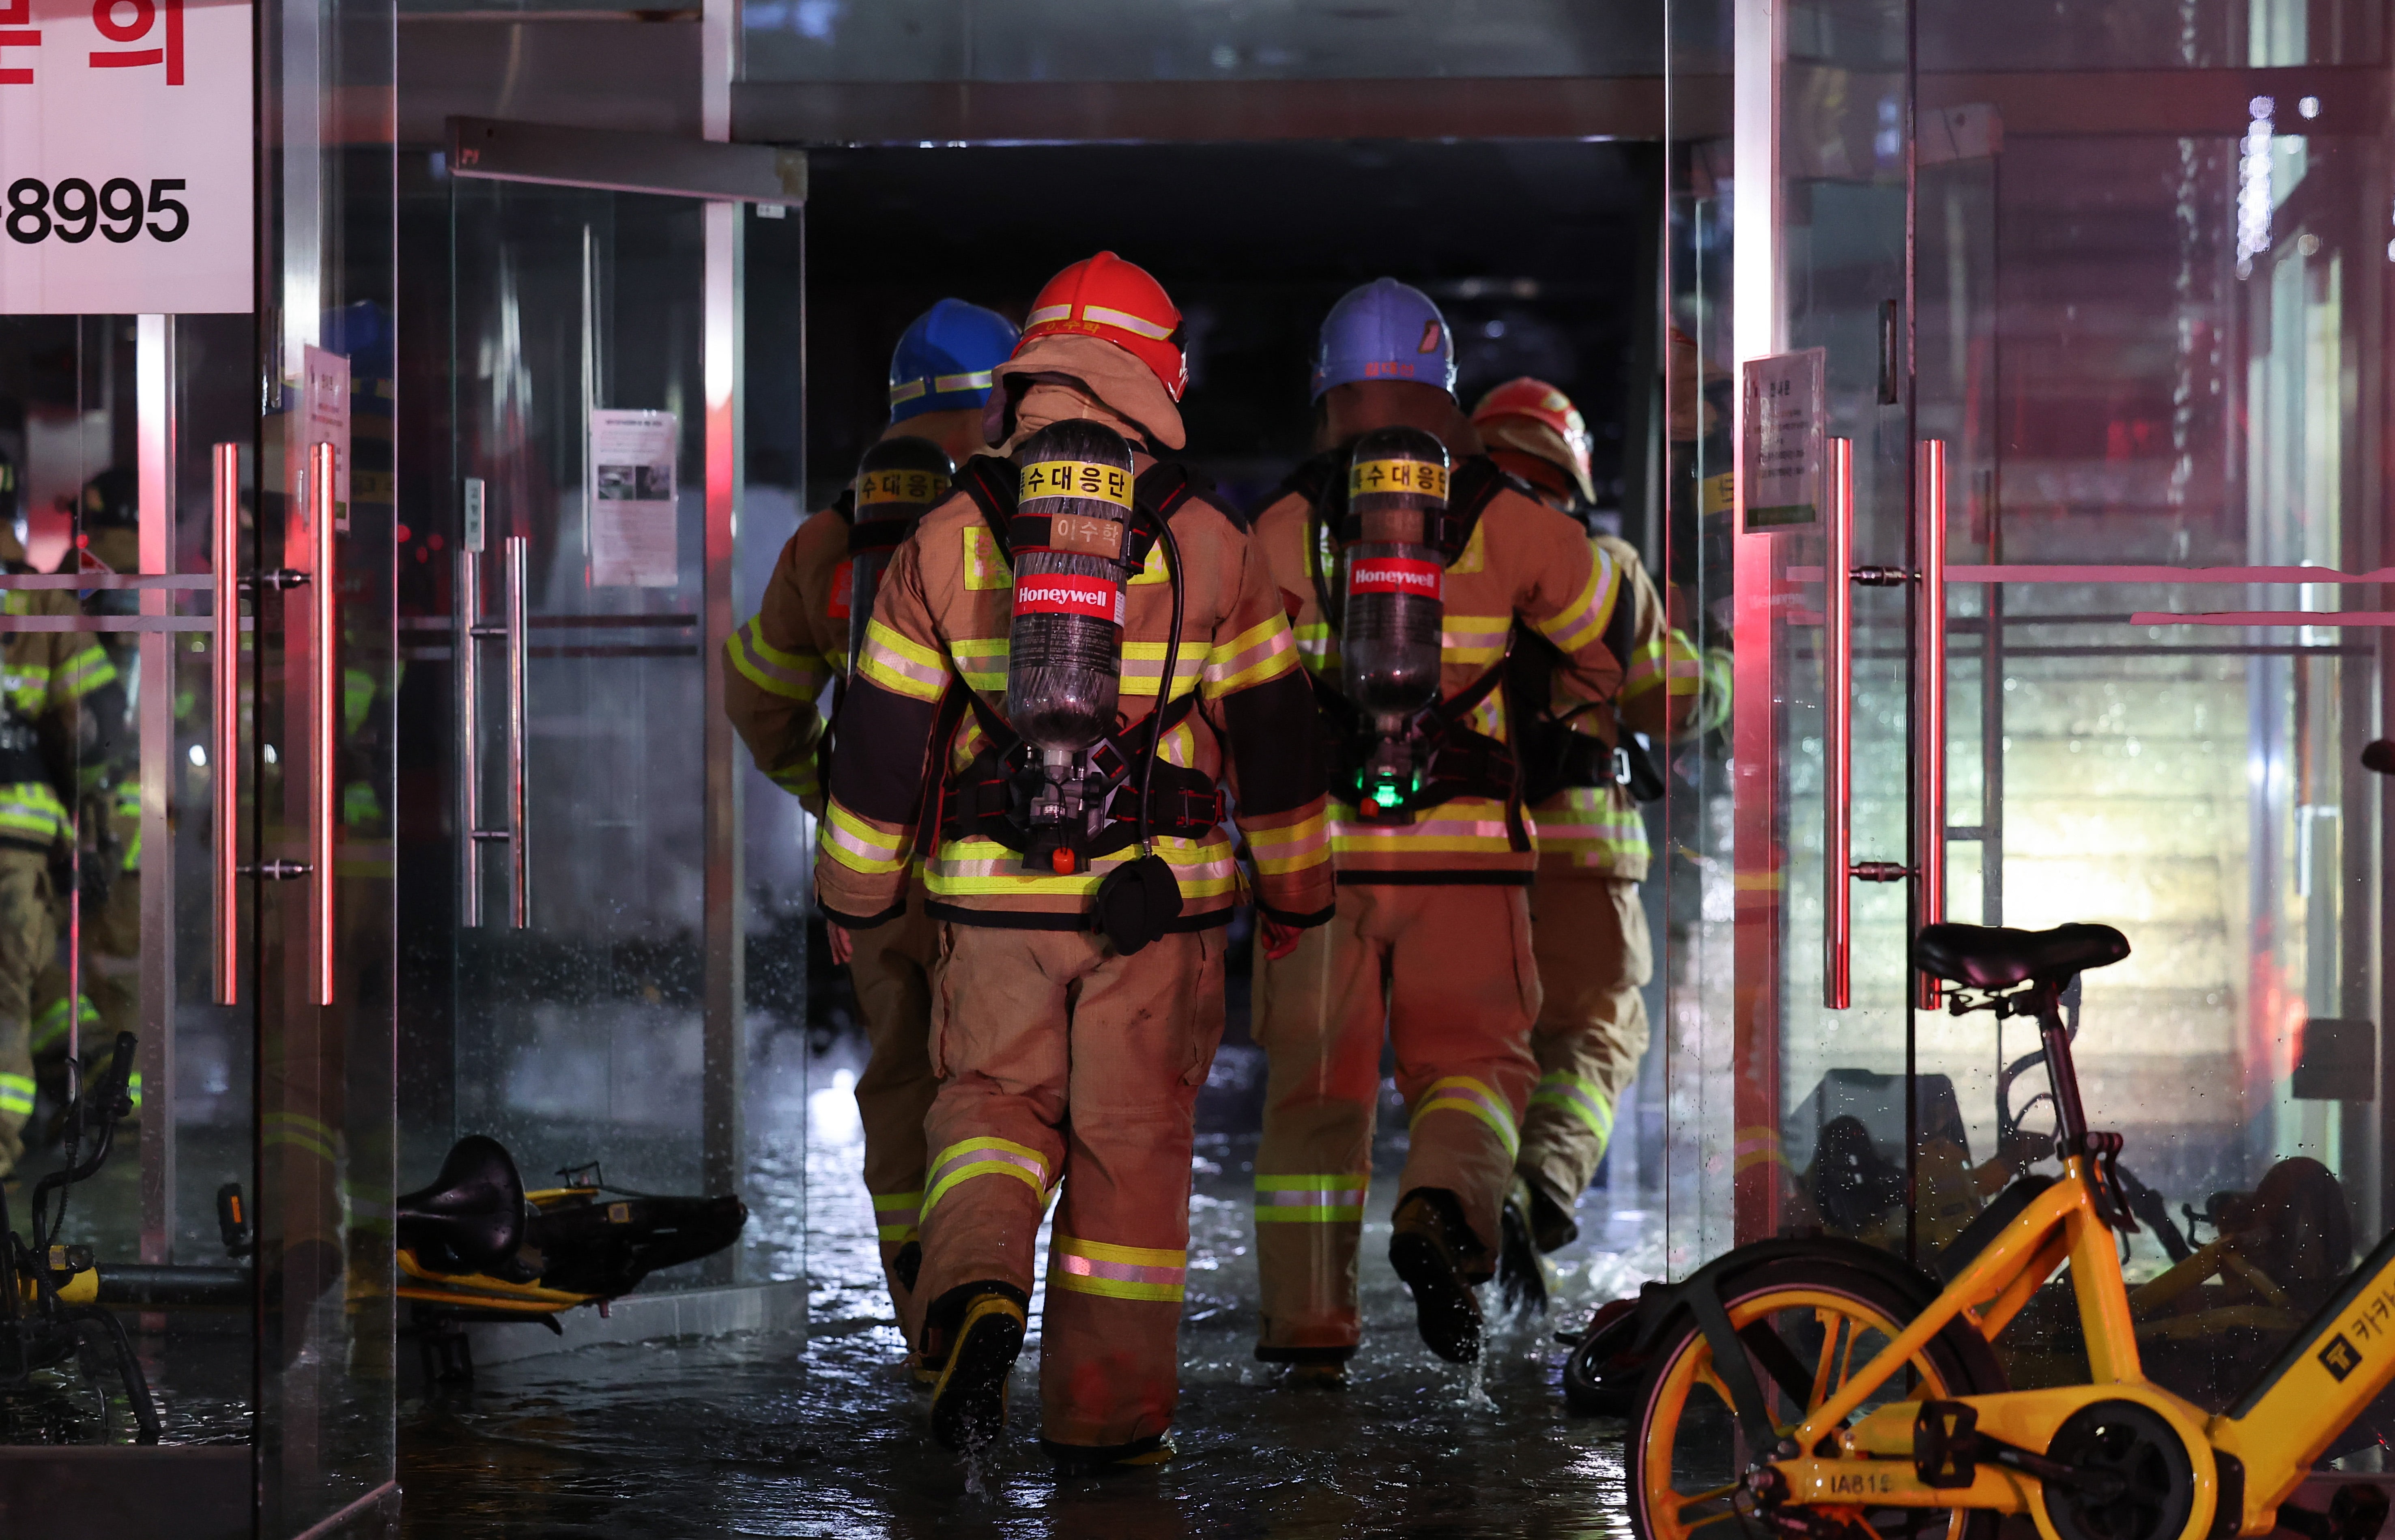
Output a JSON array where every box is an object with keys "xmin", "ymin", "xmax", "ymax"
[
  {"xmin": 1390, "ymin": 1187, "xmax": 1485, "ymax": 1364},
  {"xmin": 1495, "ymin": 1174, "xmax": 1557, "ymax": 1316},
  {"xmin": 926, "ymin": 1284, "xmax": 1028, "ymax": 1452},
  {"xmin": 1043, "ymin": 1433, "xmax": 1177, "ymax": 1475}
]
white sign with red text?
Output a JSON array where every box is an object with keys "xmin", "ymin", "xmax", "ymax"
[{"xmin": 0, "ymin": 0, "xmax": 251, "ymax": 314}]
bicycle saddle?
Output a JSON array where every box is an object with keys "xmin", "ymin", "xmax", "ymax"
[
  {"xmin": 1911, "ymin": 922, "xmax": 2129, "ymax": 989},
  {"xmin": 397, "ymin": 1134, "xmax": 527, "ymax": 1274}
]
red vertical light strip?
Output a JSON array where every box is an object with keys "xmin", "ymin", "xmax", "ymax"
[
  {"xmin": 312, "ymin": 443, "xmax": 336, "ymax": 1006},
  {"xmin": 1731, "ymin": 479, "xmax": 1784, "ymax": 1245},
  {"xmin": 1823, "ymin": 439, "xmax": 1854, "ymax": 1010},
  {"xmin": 213, "ymin": 442, "xmax": 239, "ymax": 1004},
  {"xmin": 1914, "ymin": 438, "xmax": 1948, "ymax": 1009}
]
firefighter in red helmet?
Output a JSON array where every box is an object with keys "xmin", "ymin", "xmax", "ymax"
[
  {"xmin": 1471, "ymin": 377, "xmax": 1707, "ymax": 1310},
  {"xmin": 816, "ymin": 253, "xmax": 1333, "ymax": 1470}
]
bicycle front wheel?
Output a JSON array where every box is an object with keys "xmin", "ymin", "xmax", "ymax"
[{"xmin": 1627, "ymin": 1252, "xmax": 2008, "ymax": 1540}]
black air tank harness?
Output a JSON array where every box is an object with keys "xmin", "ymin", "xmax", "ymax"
[{"xmin": 1285, "ymin": 452, "xmax": 1531, "ymax": 852}]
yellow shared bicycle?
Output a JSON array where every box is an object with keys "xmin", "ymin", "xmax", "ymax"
[{"xmin": 1627, "ymin": 922, "xmax": 2395, "ymax": 1540}]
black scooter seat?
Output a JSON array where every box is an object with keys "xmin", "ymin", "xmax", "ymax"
[{"xmin": 1911, "ymin": 922, "xmax": 2129, "ymax": 989}]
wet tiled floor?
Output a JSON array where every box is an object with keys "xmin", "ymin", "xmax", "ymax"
[{"xmin": 393, "ymin": 1037, "xmax": 1661, "ymax": 1537}]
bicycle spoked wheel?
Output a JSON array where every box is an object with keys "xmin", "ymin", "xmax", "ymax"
[{"xmin": 1628, "ymin": 1254, "xmax": 2007, "ymax": 1540}]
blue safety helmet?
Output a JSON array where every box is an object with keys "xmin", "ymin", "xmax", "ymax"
[
  {"xmin": 888, "ymin": 299, "xmax": 1020, "ymax": 423},
  {"xmin": 1310, "ymin": 277, "xmax": 1457, "ymax": 402}
]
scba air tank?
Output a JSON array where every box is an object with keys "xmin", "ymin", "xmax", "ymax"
[
  {"xmin": 1339, "ymin": 425, "xmax": 1449, "ymax": 814},
  {"xmin": 845, "ymin": 437, "xmax": 953, "ymax": 674},
  {"xmin": 1006, "ymin": 420, "xmax": 1137, "ymax": 871}
]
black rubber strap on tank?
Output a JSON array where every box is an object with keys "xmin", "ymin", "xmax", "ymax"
[{"xmin": 953, "ymin": 455, "xmax": 1019, "ymax": 561}]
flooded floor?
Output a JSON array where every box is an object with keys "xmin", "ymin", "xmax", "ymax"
[{"xmin": 396, "ymin": 1034, "xmax": 1661, "ymax": 1537}]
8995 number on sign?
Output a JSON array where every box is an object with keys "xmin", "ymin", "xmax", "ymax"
[{"xmin": 6, "ymin": 178, "xmax": 189, "ymax": 244}]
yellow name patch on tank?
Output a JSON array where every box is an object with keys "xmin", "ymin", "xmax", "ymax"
[
  {"xmin": 856, "ymin": 469, "xmax": 948, "ymax": 506},
  {"xmin": 1348, "ymin": 458, "xmax": 1449, "ymax": 500},
  {"xmin": 1020, "ymin": 460, "xmax": 1133, "ymax": 508}
]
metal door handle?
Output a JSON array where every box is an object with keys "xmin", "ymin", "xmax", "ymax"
[
  {"xmin": 213, "ymin": 443, "xmax": 240, "ymax": 1007},
  {"xmin": 310, "ymin": 442, "xmax": 337, "ymax": 1006},
  {"xmin": 1823, "ymin": 437, "xmax": 1854, "ymax": 1009},
  {"xmin": 504, "ymin": 534, "xmax": 528, "ymax": 928},
  {"xmin": 1914, "ymin": 438, "xmax": 1949, "ymax": 1009}
]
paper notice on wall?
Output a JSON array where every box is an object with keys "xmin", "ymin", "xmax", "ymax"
[
  {"xmin": 301, "ymin": 344, "xmax": 351, "ymax": 532},
  {"xmin": 1739, "ymin": 348, "xmax": 1826, "ymax": 530},
  {"xmin": 588, "ymin": 409, "xmax": 677, "ymax": 587}
]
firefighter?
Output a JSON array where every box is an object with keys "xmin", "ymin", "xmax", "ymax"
[
  {"xmin": 1247, "ymin": 283, "xmax": 1625, "ymax": 1379},
  {"xmin": 32, "ymin": 468, "xmax": 142, "ymax": 1134},
  {"xmin": 1469, "ymin": 378, "xmax": 1706, "ymax": 1311},
  {"xmin": 816, "ymin": 252, "xmax": 1333, "ymax": 1470},
  {"xmin": 723, "ymin": 297, "xmax": 1019, "ymax": 1344},
  {"xmin": 0, "ymin": 455, "xmax": 119, "ymax": 1183}
]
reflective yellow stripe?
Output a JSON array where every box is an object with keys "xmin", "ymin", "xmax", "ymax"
[
  {"xmin": 1119, "ymin": 641, "xmax": 1204, "ymax": 700},
  {"xmin": 1245, "ymin": 811, "xmax": 1329, "ymax": 876},
  {"xmin": 951, "ymin": 638, "xmax": 1008, "ymax": 694},
  {"xmin": 874, "ymin": 1189, "xmax": 923, "ymax": 1242},
  {"xmin": 924, "ymin": 835, "xmax": 1236, "ymax": 899},
  {"xmin": 1253, "ymin": 1172, "xmax": 1367, "ymax": 1224},
  {"xmin": 1532, "ymin": 785, "xmax": 1649, "ymax": 865},
  {"xmin": 1533, "ymin": 545, "xmax": 1611, "ymax": 655},
  {"xmin": 922, "ymin": 1136, "xmax": 1049, "ymax": 1217},
  {"xmin": 0, "ymin": 1072, "xmax": 32, "ymax": 1118},
  {"xmin": 52, "ymin": 643, "xmax": 116, "ymax": 702},
  {"xmin": 264, "ymin": 1110, "xmax": 339, "ymax": 1164},
  {"xmin": 727, "ymin": 616, "xmax": 827, "ymax": 701},
  {"xmin": 1409, "ymin": 1075, "xmax": 1520, "ymax": 1157},
  {"xmin": 823, "ymin": 802, "xmax": 911, "ymax": 876},
  {"xmin": 1530, "ymin": 1071, "xmax": 1616, "ymax": 1144},
  {"xmin": 30, "ymin": 994, "xmax": 97, "ymax": 1056},
  {"xmin": 857, "ymin": 619, "xmax": 950, "ymax": 702},
  {"xmin": 1049, "ymin": 1233, "xmax": 1187, "ymax": 1301},
  {"xmin": 1329, "ymin": 797, "xmax": 1521, "ymax": 858},
  {"xmin": 0, "ymin": 783, "xmax": 67, "ymax": 845},
  {"xmin": 962, "ymin": 526, "xmax": 1011, "ymax": 590},
  {"xmin": 1439, "ymin": 614, "xmax": 1511, "ymax": 668},
  {"xmin": 1202, "ymin": 618, "xmax": 1298, "ymax": 697}
]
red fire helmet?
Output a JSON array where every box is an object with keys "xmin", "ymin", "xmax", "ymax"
[
  {"xmin": 1470, "ymin": 376, "xmax": 1595, "ymax": 503},
  {"xmin": 1017, "ymin": 251, "xmax": 1189, "ymax": 402}
]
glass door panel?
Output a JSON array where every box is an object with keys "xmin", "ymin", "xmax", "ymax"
[
  {"xmin": 1668, "ymin": 0, "xmax": 2395, "ymax": 1422},
  {"xmin": 447, "ymin": 179, "xmax": 720, "ymax": 1211}
]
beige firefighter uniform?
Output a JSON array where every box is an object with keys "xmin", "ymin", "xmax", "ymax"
[
  {"xmin": 1516, "ymin": 535, "xmax": 1704, "ymax": 1216},
  {"xmin": 724, "ymin": 488, "xmax": 945, "ymax": 1329},
  {"xmin": 1247, "ymin": 466, "xmax": 1621, "ymax": 1360},
  {"xmin": 0, "ymin": 592, "xmax": 117, "ymax": 1177},
  {"xmin": 816, "ymin": 380, "xmax": 1334, "ymax": 1453}
]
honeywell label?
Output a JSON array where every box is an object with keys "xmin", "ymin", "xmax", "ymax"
[
  {"xmin": 1013, "ymin": 573, "xmax": 1123, "ymax": 624},
  {"xmin": 0, "ymin": 0, "xmax": 254, "ymax": 313},
  {"xmin": 1348, "ymin": 557, "xmax": 1443, "ymax": 600}
]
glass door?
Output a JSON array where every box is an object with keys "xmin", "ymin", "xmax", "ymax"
[
  {"xmin": 419, "ymin": 137, "xmax": 802, "ymax": 1298},
  {"xmin": 443, "ymin": 178, "xmax": 721, "ymax": 1202},
  {"xmin": 1669, "ymin": 0, "xmax": 2395, "ymax": 1417}
]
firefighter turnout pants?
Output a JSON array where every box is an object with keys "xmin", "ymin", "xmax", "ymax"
[
  {"xmin": 0, "ymin": 848, "xmax": 54, "ymax": 1177},
  {"xmin": 911, "ymin": 923, "xmax": 1226, "ymax": 1452},
  {"xmin": 1520, "ymin": 873, "xmax": 1651, "ymax": 1211},
  {"xmin": 849, "ymin": 882, "xmax": 942, "ymax": 1329},
  {"xmin": 1251, "ymin": 882, "xmax": 1541, "ymax": 1358}
]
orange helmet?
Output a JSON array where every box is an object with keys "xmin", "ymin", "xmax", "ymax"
[
  {"xmin": 1470, "ymin": 376, "xmax": 1594, "ymax": 504},
  {"xmin": 1017, "ymin": 252, "xmax": 1188, "ymax": 402}
]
